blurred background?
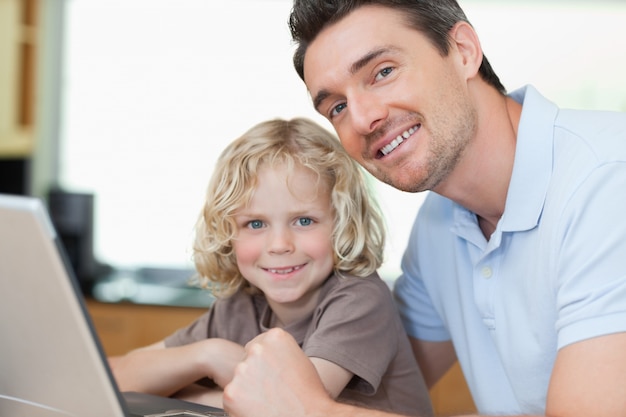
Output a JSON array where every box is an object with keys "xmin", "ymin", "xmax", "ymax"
[
  {"xmin": 3, "ymin": 1, "xmax": 624, "ymax": 413},
  {"xmin": 2, "ymin": 0, "xmax": 626, "ymax": 290}
]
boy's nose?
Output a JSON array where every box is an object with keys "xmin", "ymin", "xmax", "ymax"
[{"xmin": 268, "ymin": 229, "xmax": 294, "ymax": 254}]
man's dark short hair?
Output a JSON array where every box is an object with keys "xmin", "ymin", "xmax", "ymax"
[{"xmin": 288, "ymin": 0, "xmax": 506, "ymax": 94}]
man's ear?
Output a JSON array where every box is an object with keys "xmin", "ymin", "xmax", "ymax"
[{"xmin": 449, "ymin": 21, "xmax": 483, "ymax": 80}]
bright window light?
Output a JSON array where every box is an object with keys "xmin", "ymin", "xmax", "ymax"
[{"xmin": 60, "ymin": 0, "xmax": 626, "ymax": 279}]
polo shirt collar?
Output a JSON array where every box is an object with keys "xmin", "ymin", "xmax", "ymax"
[
  {"xmin": 500, "ymin": 85, "xmax": 558, "ymax": 233},
  {"xmin": 450, "ymin": 85, "xmax": 558, "ymax": 248}
]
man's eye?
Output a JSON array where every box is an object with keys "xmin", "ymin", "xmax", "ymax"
[
  {"xmin": 298, "ymin": 217, "xmax": 313, "ymax": 226},
  {"xmin": 248, "ymin": 220, "xmax": 264, "ymax": 229},
  {"xmin": 375, "ymin": 66, "xmax": 393, "ymax": 81},
  {"xmin": 330, "ymin": 102, "xmax": 347, "ymax": 118}
]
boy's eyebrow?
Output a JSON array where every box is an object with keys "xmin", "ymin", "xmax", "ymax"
[{"xmin": 312, "ymin": 47, "xmax": 394, "ymax": 112}]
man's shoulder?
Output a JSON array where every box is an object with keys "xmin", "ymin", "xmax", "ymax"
[
  {"xmin": 556, "ymin": 107, "xmax": 626, "ymax": 138},
  {"xmin": 554, "ymin": 107, "xmax": 626, "ymax": 165}
]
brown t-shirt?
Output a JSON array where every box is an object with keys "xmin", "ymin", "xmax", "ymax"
[{"xmin": 165, "ymin": 272, "xmax": 433, "ymax": 416}]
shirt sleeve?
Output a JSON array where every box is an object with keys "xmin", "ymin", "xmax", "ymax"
[
  {"xmin": 163, "ymin": 290, "xmax": 263, "ymax": 348},
  {"xmin": 554, "ymin": 162, "xmax": 626, "ymax": 348},
  {"xmin": 393, "ymin": 195, "xmax": 451, "ymax": 342},
  {"xmin": 302, "ymin": 275, "xmax": 403, "ymax": 394},
  {"xmin": 163, "ymin": 309, "xmax": 213, "ymax": 347}
]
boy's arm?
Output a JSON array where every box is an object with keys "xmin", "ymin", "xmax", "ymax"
[
  {"xmin": 109, "ymin": 338, "xmax": 245, "ymax": 397},
  {"xmin": 224, "ymin": 328, "xmax": 399, "ymax": 417},
  {"xmin": 409, "ymin": 337, "xmax": 457, "ymax": 389},
  {"xmin": 171, "ymin": 383, "xmax": 226, "ymax": 408},
  {"xmin": 309, "ymin": 357, "xmax": 353, "ymax": 399}
]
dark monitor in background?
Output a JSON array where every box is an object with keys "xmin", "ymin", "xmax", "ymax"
[
  {"xmin": 48, "ymin": 188, "xmax": 110, "ymax": 293},
  {"xmin": 0, "ymin": 158, "xmax": 31, "ymax": 195}
]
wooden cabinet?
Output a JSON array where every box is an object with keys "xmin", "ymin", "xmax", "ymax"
[
  {"xmin": 430, "ymin": 362, "xmax": 476, "ymax": 415},
  {"xmin": 86, "ymin": 299, "xmax": 207, "ymax": 356},
  {"xmin": 0, "ymin": 0, "xmax": 39, "ymax": 195},
  {"xmin": 0, "ymin": 0, "xmax": 37, "ymax": 157}
]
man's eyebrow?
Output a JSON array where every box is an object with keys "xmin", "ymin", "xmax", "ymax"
[
  {"xmin": 313, "ymin": 90, "xmax": 331, "ymax": 113},
  {"xmin": 311, "ymin": 47, "xmax": 395, "ymax": 112},
  {"xmin": 349, "ymin": 47, "xmax": 390, "ymax": 75}
]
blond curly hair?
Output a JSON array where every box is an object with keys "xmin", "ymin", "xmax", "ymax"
[{"xmin": 193, "ymin": 118, "xmax": 386, "ymax": 297}]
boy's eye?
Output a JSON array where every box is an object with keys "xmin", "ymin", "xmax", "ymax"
[
  {"xmin": 248, "ymin": 220, "xmax": 264, "ymax": 229},
  {"xmin": 297, "ymin": 217, "xmax": 313, "ymax": 226},
  {"xmin": 330, "ymin": 102, "xmax": 347, "ymax": 118},
  {"xmin": 375, "ymin": 66, "xmax": 393, "ymax": 81}
]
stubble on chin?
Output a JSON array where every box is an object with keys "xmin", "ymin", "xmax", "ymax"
[{"xmin": 362, "ymin": 114, "xmax": 432, "ymax": 192}]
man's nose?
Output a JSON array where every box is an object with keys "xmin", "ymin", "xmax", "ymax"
[{"xmin": 348, "ymin": 90, "xmax": 387, "ymax": 135}]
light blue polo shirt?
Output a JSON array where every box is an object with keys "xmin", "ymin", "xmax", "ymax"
[{"xmin": 394, "ymin": 85, "xmax": 626, "ymax": 415}]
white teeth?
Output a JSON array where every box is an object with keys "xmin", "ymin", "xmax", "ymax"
[
  {"xmin": 268, "ymin": 265, "xmax": 301, "ymax": 274},
  {"xmin": 380, "ymin": 125, "xmax": 418, "ymax": 156}
]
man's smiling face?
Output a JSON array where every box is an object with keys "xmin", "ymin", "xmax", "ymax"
[{"xmin": 303, "ymin": 5, "xmax": 477, "ymax": 193}]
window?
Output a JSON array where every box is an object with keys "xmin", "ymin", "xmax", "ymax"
[{"xmin": 58, "ymin": 1, "xmax": 626, "ymax": 279}]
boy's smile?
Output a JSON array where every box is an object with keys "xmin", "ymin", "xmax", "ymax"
[{"xmin": 233, "ymin": 162, "xmax": 335, "ymax": 325}]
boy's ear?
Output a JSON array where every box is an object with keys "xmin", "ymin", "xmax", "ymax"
[{"xmin": 449, "ymin": 21, "xmax": 483, "ymax": 80}]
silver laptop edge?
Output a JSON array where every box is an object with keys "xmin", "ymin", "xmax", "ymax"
[{"xmin": 0, "ymin": 194, "xmax": 226, "ymax": 417}]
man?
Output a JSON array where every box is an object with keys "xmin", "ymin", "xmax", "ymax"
[{"xmin": 223, "ymin": 1, "xmax": 626, "ymax": 416}]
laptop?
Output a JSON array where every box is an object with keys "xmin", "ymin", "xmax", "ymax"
[{"xmin": 0, "ymin": 194, "xmax": 227, "ymax": 417}]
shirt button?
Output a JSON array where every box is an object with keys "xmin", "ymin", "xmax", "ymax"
[{"xmin": 481, "ymin": 266, "xmax": 493, "ymax": 279}]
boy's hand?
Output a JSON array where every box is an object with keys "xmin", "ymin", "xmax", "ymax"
[
  {"xmin": 203, "ymin": 338, "xmax": 246, "ymax": 388},
  {"xmin": 223, "ymin": 328, "xmax": 333, "ymax": 417}
]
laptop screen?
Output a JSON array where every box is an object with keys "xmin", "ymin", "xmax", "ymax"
[
  {"xmin": 0, "ymin": 194, "xmax": 130, "ymax": 416},
  {"xmin": 0, "ymin": 194, "xmax": 227, "ymax": 417}
]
